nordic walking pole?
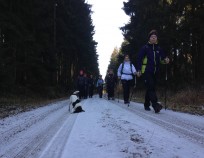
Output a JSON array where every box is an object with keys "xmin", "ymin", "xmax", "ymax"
[
  {"xmin": 128, "ymin": 76, "xmax": 136, "ymax": 107},
  {"xmin": 117, "ymin": 80, "xmax": 120, "ymax": 103},
  {"xmin": 165, "ymin": 64, "xmax": 167, "ymax": 110}
]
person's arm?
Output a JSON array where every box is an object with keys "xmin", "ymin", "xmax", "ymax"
[
  {"xmin": 137, "ymin": 46, "xmax": 146, "ymax": 72},
  {"xmin": 114, "ymin": 75, "xmax": 118, "ymax": 85},
  {"xmin": 96, "ymin": 80, "xmax": 98, "ymax": 87},
  {"xmin": 105, "ymin": 75, "xmax": 108, "ymax": 83},
  {"xmin": 117, "ymin": 64, "xmax": 122, "ymax": 79},
  {"xmin": 132, "ymin": 64, "xmax": 137, "ymax": 75},
  {"xmin": 159, "ymin": 48, "xmax": 169, "ymax": 64}
]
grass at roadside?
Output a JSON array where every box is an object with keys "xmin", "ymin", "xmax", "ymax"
[
  {"xmin": 130, "ymin": 88, "xmax": 204, "ymax": 115},
  {"xmin": 1, "ymin": 88, "xmax": 204, "ymax": 119},
  {"xmin": 0, "ymin": 96, "xmax": 68, "ymax": 119}
]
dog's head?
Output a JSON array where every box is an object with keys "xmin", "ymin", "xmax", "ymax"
[{"xmin": 73, "ymin": 91, "xmax": 80, "ymax": 95}]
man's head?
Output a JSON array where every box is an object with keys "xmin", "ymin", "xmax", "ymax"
[
  {"xmin": 79, "ymin": 70, "xmax": 84, "ymax": 75},
  {"xmin": 124, "ymin": 54, "xmax": 130, "ymax": 62},
  {"xmin": 99, "ymin": 75, "xmax": 102, "ymax": 79},
  {"xmin": 108, "ymin": 69, "xmax": 113, "ymax": 74},
  {"xmin": 148, "ymin": 30, "xmax": 158, "ymax": 44}
]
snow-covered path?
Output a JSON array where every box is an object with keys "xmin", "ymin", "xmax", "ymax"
[{"xmin": 0, "ymin": 97, "xmax": 204, "ymax": 158}]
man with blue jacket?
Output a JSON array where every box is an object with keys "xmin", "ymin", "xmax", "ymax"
[
  {"xmin": 96, "ymin": 75, "xmax": 104, "ymax": 98},
  {"xmin": 118, "ymin": 55, "xmax": 137, "ymax": 104},
  {"xmin": 137, "ymin": 30, "xmax": 169, "ymax": 113}
]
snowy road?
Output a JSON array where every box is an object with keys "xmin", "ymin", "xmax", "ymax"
[{"xmin": 0, "ymin": 97, "xmax": 204, "ymax": 158}]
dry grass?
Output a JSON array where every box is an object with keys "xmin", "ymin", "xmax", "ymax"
[
  {"xmin": 168, "ymin": 89, "xmax": 204, "ymax": 115},
  {"xmin": 1, "ymin": 88, "xmax": 204, "ymax": 118},
  {"xmin": 129, "ymin": 88, "xmax": 204, "ymax": 115},
  {"xmin": 0, "ymin": 96, "xmax": 68, "ymax": 118}
]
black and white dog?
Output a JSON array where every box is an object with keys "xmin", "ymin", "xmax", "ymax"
[{"xmin": 69, "ymin": 91, "xmax": 85, "ymax": 113}]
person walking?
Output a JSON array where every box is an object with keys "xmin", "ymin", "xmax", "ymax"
[
  {"xmin": 137, "ymin": 30, "xmax": 169, "ymax": 113},
  {"xmin": 83, "ymin": 73, "xmax": 89, "ymax": 99},
  {"xmin": 96, "ymin": 75, "xmax": 104, "ymax": 98},
  {"xmin": 77, "ymin": 70, "xmax": 85, "ymax": 99},
  {"xmin": 88, "ymin": 74, "xmax": 94, "ymax": 98},
  {"xmin": 105, "ymin": 69, "xmax": 117, "ymax": 100},
  {"xmin": 117, "ymin": 55, "xmax": 137, "ymax": 104}
]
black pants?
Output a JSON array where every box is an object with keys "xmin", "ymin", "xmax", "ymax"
[
  {"xmin": 107, "ymin": 85, "xmax": 114, "ymax": 98},
  {"xmin": 78, "ymin": 85, "xmax": 84, "ymax": 99},
  {"xmin": 84, "ymin": 85, "xmax": 88, "ymax": 99},
  {"xmin": 98, "ymin": 86, "xmax": 103, "ymax": 98},
  {"xmin": 121, "ymin": 80, "xmax": 132, "ymax": 103},
  {"xmin": 144, "ymin": 73, "xmax": 158, "ymax": 107},
  {"xmin": 88, "ymin": 85, "xmax": 94, "ymax": 97}
]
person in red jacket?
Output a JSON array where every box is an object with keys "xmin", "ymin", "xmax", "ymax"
[{"xmin": 77, "ymin": 70, "xmax": 85, "ymax": 99}]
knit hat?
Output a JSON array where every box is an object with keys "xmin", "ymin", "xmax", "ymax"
[{"xmin": 148, "ymin": 30, "xmax": 158, "ymax": 39}]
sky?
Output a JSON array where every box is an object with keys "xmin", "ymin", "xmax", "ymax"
[{"xmin": 86, "ymin": 0, "xmax": 129, "ymax": 77}]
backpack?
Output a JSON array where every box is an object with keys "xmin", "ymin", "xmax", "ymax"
[
  {"xmin": 121, "ymin": 62, "xmax": 135, "ymax": 86},
  {"xmin": 121, "ymin": 62, "xmax": 133, "ymax": 75}
]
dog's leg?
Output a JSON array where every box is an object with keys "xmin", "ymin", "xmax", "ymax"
[{"xmin": 69, "ymin": 102, "xmax": 72, "ymax": 112}]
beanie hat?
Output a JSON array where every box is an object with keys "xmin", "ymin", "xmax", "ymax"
[{"xmin": 148, "ymin": 30, "xmax": 158, "ymax": 39}]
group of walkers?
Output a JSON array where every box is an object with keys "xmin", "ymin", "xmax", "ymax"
[
  {"xmin": 76, "ymin": 30, "xmax": 169, "ymax": 113},
  {"xmin": 76, "ymin": 70, "xmax": 117, "ymax": 100},
  {"xmin": 76, "ymin": 70, "xmax": 95, "ymax": 99},
  {"xmin": 136, "ymin": 30, "xmax": 169, "ymax": 113},
  {"xmin": 107, "ymin": 30, "xmax": 169, "ymax": 113},
  {"xmin": 76, "ymin": 70, "xmax": 105, "ymax": 99}
]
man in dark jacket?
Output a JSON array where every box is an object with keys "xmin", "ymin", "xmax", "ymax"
[
  {"xmin": 96, "ymin": 75, "xmax": 104, "ymax": 98},
  {"xmin": 137, "ymin": 30, "xmax": 169, "ymax": 113},
  {"xmin": 77, "ymin": 70, "xmax": 85, "ymax": 99},
  {"xmin": 88, "ymin": 74, "xmax": 94, "ymax": 98},
  {"xmin": 83, "ymin": 73, "xmax": 89, "ymax": 99},
  {"xmin": 105, "ymin": 69, "xmax": 117, "ymax": 100}
]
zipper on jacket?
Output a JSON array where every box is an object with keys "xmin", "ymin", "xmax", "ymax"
[{"xmin": 153, "ymin": 44, "xmax": 156, "ymax": 74}]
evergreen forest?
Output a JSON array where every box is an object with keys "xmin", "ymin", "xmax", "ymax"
[{"xmin": 0, "ymin": 0, "xmax": 99, "ymax": 100}]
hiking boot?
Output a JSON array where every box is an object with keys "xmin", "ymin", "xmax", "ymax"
[
  {"xmin": 157, "ymin": 102, "xmax": 163, "ymax": 111},
  {"xmin": 144, "ymin": 103, "xmax": 151, "ymax": 111},
  {"xmin": 124, "ymin": 101, "xmax": 130, "ymax": 104},
  {"xmin": 152, "ymin": 103, "xmax": 163, "ymax": 113},
  {"xmin": 144, "ymin": 106, "xmax": 151, "ymax": 111}
]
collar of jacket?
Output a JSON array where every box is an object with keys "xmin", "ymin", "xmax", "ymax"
[
  {"xmin": 147, "ymin": 42, "xmax": 159, "ymax": 51},
  {"xmin": 123, "ymin": 61, "xmax": 130, "ymax": 64},
  {"xmin": 148, "ymin": 41, "xmax": 158, "ymax": 45}
]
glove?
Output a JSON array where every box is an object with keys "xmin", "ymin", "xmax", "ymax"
[
  {"xmin": 164, "ymin": 57, "xmax": 170, "ymax": 64},
  {"xmin": 137, "ymin": 71, "xmax": 142, "ymax": 77}
]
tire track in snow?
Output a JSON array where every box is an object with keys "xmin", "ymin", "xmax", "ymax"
[
  {"xmin": 0, "ymin": 101, "xmax": 67, "ymax": 143},
  {"xmin": 113, "ymin": 100, "xmax": 204, "ymax": 146},
  {"xmin": 38, "ymin": 114, "xmax": 77, "ymax": 158},
  {"xmin": 0, "ymin": 100, "xmax": 77, "ymax": 158}
]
